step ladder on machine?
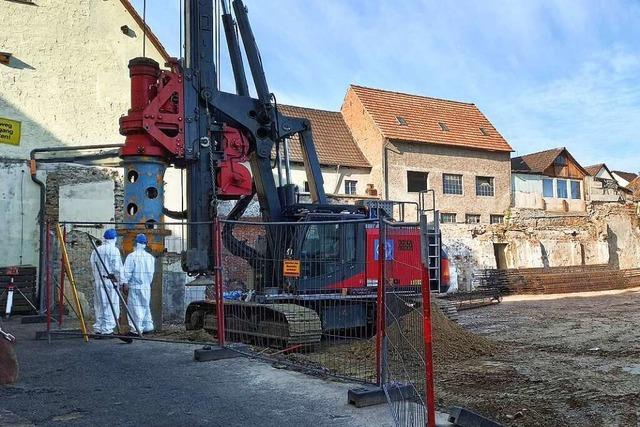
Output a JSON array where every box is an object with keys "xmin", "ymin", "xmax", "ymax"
[{"xmin": 419, "ymin": 189, "xmax": 442, "ymax": 293}]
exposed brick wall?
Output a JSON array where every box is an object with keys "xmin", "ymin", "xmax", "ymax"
[
  {"xmin": 45, "ymin": 164, "xmax": 125, "ymax": 320},
  {"xmin": 220, "ymin": 219, "xmax": 264, "ymax": 291},
  {"xmin": 341, "ymin": 88, "xmax": 386, "ymax": 195}
]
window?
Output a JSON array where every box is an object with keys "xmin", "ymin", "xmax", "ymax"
[
  {"xmin": 555, "ymin": 155, "xmax": 568, "ymax": 167},
  {"xmin": 303, "ymin": 181, "xmax": 310, "ymax": 192},
  {"xmin": 571, "ymin": 181, "xmax": 581, "ymax": 199},
  {"xmin": 543, "ymin": 178, "xmax": 554, "ymax": 197},
  {"xmin": 344, "ymin": 180, "xmax": 357, "ymax": 195},
  {"xmin": 438, "ymin": 122, "xmax": 449, "ymax": 131},
  {"xmin": 443, "ymin": 174, "xmax": 463, "ymax": 195},
  {"xmin": 490, "ymin": 215, "xmax": 504, "ymax": 224},
  {"xmin": 476, "ymin": 176, "xmax": 495, "ymax": 197},
  {"xmin": 479, "ymin": 127, "xmax": 489, "ymax": 136},
  {"xmin": 301, "ymin": 224, "xmax": 341, "ymax": 278},
  {"xmin": 441, "ymin": 213, "xmax": 456, "ymax": 223},
  {"xmin": 407, "ymin": 171, "xmax": 428, "ymax": 193},
  {"xmin": 556, "ymin": 179, "xmax": 568, "ymax": 198},
  {"xmin": 396, "ymin": 116, "xmax": 407, "ymax": 125},
  {"xmin": 465, "ymin": 214, "xmax": 481, "ymax": 224}
]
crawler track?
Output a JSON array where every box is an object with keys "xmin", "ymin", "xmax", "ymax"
[{"xmin": 186, "ymin": 301, "xmax": 322, "ymax": 348}]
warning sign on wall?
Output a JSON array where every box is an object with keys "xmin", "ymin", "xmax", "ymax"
[
  {"xmin": 0, "ymin": 117, "xmax": 21, "ymax": 146},
  {"xmin": 283, "ymin": 260, "xmax": 301, "ymax": 278}
]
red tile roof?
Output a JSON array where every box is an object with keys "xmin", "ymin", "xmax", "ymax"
[
  {"xmin": 278, "ymin": 104, "xmax": 370, "ymax": 168},
  {"xmin": 511, "ymin": 147, "xmax": 588, "ymax": 176},
  {"xmin": 584, "ymin": 163, "xmax": 607, "ymax": 176},
  {"xmin": 511, "ymin": 148, "xmax": 565, "ymax": 174},
  {"xmin": 348, "ymin": 85, "xmax": 513, "ymax": 152}
]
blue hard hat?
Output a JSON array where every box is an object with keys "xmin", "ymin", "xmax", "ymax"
[
  {"xmin": 135, "ymin": 233, "xmax": 148, "ymax": 244},
  {"xmin": 103, "ymin": 229, "xmax": 117, "ymax": 240}
]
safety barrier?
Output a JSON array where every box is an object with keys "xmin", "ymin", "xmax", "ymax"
[
  {"xmin": 207, "ymin": 218, "xmax": 380, "ymax": 383},
  {"xmin": 381, "ymin": 219, "xmax": 436, "ymax": 426},
  {"xmin": 40, "ymin": 216, "xmax": 437, "ymax": 425},
  {"xmin": 42, "ymin": 220, "xmax": 209, "ymax": 342}
]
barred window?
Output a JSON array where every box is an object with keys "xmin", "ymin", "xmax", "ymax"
[
  {"xmin": 490, "ymin": 215, "xmax": 504, "ymax": 224},
  {"xmin": 443, "ymin": 174, "xmax": 463, "ymax": 195},
  {"xmin": 441, "ymin": 213, "xmax": 457, "ymax": 223},
  {"xmin": 476, "ymin": 176, "xmax": 494, "ymax": 197},
  {"xmin": 465, "ymin": 214, "xmax": 481, "ymax": 224},
  {"xmin": 344, "ymin": 180, "xmax": 357, "ymax": 195}
]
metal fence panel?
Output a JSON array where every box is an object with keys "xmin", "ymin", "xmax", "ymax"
[{"xmin": 382, "ymin": 219, "xmax": 436, "ymax": 427}]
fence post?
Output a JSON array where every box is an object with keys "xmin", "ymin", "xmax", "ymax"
[
  {"xmin": 45, "ymin": 220, "xmax": 52, "ymax": 335},
  {"xmin": 375, "ymin": 217, "xmax": 386, "ymax": 386},
  {"xmin": 58, "ymin": 225, "xmax": 66, "ymax": 327},
  {"xmin": 214, "ymin": 218, "xmax": 225, "ymax": 347},
  {"xmin": 420, "ymin": 215, "xmax": 436, "ymax": 426}
]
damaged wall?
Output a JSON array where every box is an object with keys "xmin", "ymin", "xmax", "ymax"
[{"xmin": 442, "ymin": 203, "xmax": 640, "ymax": 291}]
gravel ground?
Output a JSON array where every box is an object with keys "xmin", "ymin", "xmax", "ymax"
[{"xmin": 435, "ymin": 287, "xmax": 640, "ymax": 426}]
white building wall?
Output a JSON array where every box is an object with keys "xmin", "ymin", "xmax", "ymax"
[
  {"xmin": 512, "ymin": 173, "xmax": 586, "ymax": 212},
  {"xmin": 0, "ymin": 0, "xmax": 167, "ymax": 268},
  {"xmin": 288, "ymin": 164, "xmax": 372, "ymax": 197}
]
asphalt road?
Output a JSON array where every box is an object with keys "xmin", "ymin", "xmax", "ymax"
[{"xmin": 0, "ymin": 320, "xmax": 393, "ymax": 427}]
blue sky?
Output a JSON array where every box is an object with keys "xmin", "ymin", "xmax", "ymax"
[{"xmin": 131, "ymin": 0, "xmax": 640, "ymax": 172}]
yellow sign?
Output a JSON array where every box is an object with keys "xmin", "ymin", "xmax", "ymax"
[
  {"xmin": 0, "ymin": 117, "xmax": 21, "ymax": 146},
  {"xmin": 283, "ymin": 260, "xmax": 301, "ymax": 278}
]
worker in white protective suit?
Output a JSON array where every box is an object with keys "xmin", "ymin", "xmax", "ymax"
[
  {"xmin": 90, "ymin": 229, "xmax": 123, "ymax": 337},
  {"xmin": 122, "ymin": 233, "xmax": 156, "ymax": 334}
]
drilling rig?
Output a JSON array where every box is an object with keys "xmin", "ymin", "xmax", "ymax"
[{"xmin": 119, "ymin": 0, "xmax": 449, "ymax": 347}]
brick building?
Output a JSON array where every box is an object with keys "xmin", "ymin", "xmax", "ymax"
[{"xmin": 340, "ymin": 85, "xmax": 513, "ymax": 224}]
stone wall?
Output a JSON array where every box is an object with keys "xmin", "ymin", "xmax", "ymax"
[{"xmin": 441, "ymin": 203, "xmax": 640, "ymax": 291}]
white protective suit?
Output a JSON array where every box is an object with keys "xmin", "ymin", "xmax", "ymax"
[
  {"xmin": 123, "ymin": 243, "xmax": 156, "ymax": 333},
  {"xmin": 90, "ymin": 239, "xmax": 124, "ymax": 334}
]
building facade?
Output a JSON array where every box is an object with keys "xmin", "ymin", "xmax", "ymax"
[
  {"xmin": 0, "ymin": 0, "xmax": 170, "ymax": 283},
  {"xmin": 511, "ymin": 148, "xmax": 588, "ymax": 212},
  {"xmin": 341, "ymin": 85, "xmax": 513, "ymax": 224},
  {"xmin": 584, "ymin": 163, "xmax": 631, "ymax": 203}
]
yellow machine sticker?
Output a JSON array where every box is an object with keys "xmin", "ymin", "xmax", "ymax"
[
  {"xmin": 283, "ymin": 260, "xmax": 301, "ymax": 278},
  {"xmin": 0, "ymin": 117, "xmax": 21, "ymax": 146}
]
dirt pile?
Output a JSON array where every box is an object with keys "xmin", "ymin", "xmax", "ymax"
[
  {"xmin": 153, "ymin": 325, "xmax": 216, "ymax": 342},
  {"xmin": 429, "ymin": 304, "xmax": 498, "ymax": 365},
  {"xmin": 282, "ymin": 303, "xmax": 498, "ymax": 383}
]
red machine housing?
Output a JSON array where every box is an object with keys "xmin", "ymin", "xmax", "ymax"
[
  {"xmin": 119, "ymin": 58, "xmax": 185, "ymax": 158},
  {"xmin": 119, "ymin": 57, "xmax": 252, "ymax": 199}
]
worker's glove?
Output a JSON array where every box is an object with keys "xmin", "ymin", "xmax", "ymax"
[{"xmin": 106, "ymin": 273, "xmax": 117, "ymax": 281}]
